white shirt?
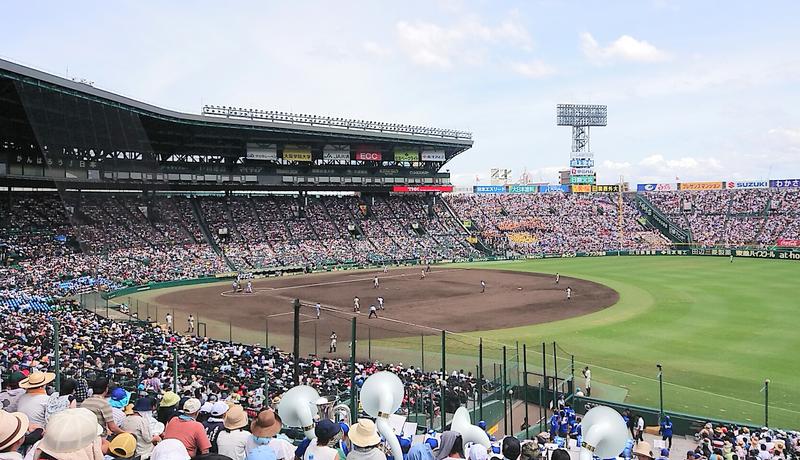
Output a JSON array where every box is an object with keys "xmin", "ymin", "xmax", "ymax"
[
  {"xmin": 636, "ymin": 417, "xmax": 644, "ymax": 430},
  {"xmin": 16, "ymin": 392, "xmax": 49, "ymax": 427},
  {"xmin": 304, "ymin": 440, "xmax": 340, "ymax": 460},
  {"xmin": 217, "ymin": 429, "xmax": 252, "ymax": 460}
]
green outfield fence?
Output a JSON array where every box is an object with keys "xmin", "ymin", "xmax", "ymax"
[{"xmin": 70, "ymin": 248, "xmax": 799, "ymax": 433}]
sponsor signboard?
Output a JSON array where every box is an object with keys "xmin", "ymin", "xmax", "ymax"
[
  {"xmin": 726, "ymin": 180, "xmax": 768, "ymax": 189},
  {"xmin": 769, "ymin": 179, "xmax": 800, "ymax": 188},
  {"xmin": 539, "ymin": 185, "xmax": 569, "ymax": 193},
  {"xmin": 570, "ymin": 151, "xmax": 594, "ymax": 159},
  {"xmin": 637, "ymin": 183, "xmax": 676, "ymax": 192},
  {"xmin": 421, "ymin": 150, "xmax": 446, "ymax": 162},
  {"xmin": 392, "ymin": 185, "xmax": 453, "ymax": 192},
  {"xmin": 593, "ymin": 184, "xmax": 620, "ymax": 192},
  {"xmin": 394, "ymin": 149, "xmax": 420, "ymax": 162},
  {"xmin": 283, "ymin": 147, "xmax": 312, "ymax": 162},
  {"xmin": 508, "ymin": 184, "xmax": 538, "ymax": 194},
  {"xmin": 570, "ymin": 158, "xmax": 594, "ymax": 168},
  {"xmin": 777, "ymin": 239, "xmax": 800, "ymax": 247},
  {"xmin": 570, "ymin": 175, "xmax": 596, "ymax": 184},
  {"xmin": 571, "ymin": 167, "xmax": 595, "ymax": 175},
  {"xmin": 572, "ymin": 184, "xmax": 592, "ymax": 193},
  {"xmin": 474, "ymin": 185, "xmax": 506, "ymax": 194},
  {"xmin": 678, "ymin": 181, "xmax": 723, "ymax": 191},
  {"xmin": 246, "ymin": 143, "xmax": 278, "ymax": 161},
  {"xmin": 355, "ymin": 149, "xmax": 382, "ymax": 161},
  {"xmin": 322, "ymin": 151, "xmax": 350, "ymax": 161}
]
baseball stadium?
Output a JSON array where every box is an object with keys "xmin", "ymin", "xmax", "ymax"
[{"xmin": 0, "ymin": 49, "xmax": 798, "ymax": 460}]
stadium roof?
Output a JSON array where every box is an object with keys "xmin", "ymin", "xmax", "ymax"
[{"xmin": 0, "ymin": 58, "xmax": 473, "ymax": 148}]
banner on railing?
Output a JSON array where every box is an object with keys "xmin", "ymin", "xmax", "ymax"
[
  {"xmin": 770, "ymin": 179, "xmax": 800, "ymax": 188},
  {"xmin": 726, "ymin": 180, "xmax": 768, "ymax": 189},
  {"xmin": 777, "ymin": 239, "xmax": 800, "ymax": 247},
  {"xmin": 679, "ymin": 181, "xmax": 724, "ymax": 190},
  {"xmin": 637, "ymin": 183, "xmax": 676, "ymax": 192},
  {"xmin": 474, "ymin": 185, "xmax": 506, "ymax": 194}
]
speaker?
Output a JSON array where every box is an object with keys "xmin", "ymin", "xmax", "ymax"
[
  {"xmin": 359, "ymin": 372, "xmax": 405, "ymax": 460},
  {"xmin": 450, "ymin": 407, "xmax": 491, "ymax": 448},
  {"xmin": 277, "ymin": 385, "xmax": 321, "ymax": 439},
  {"xmin": 579, "ymin": 406, "xmax": 629, "ymax": 460}
]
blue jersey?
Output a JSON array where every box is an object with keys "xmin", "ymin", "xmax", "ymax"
[
  {"xmin": 660, "ymin": 420, "xmax": 673, "ymax": 437},
  {"xmin": 549, "ymin": 415, "xmax": 560, "ymax": 434}
]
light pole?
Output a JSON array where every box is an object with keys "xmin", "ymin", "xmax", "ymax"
[
  {"xmin": 656, "ymin": 364, "xmax": 664, "ymax": 421},
  {"xmin": 764, "ymin": 379, "xmax": 770, "ymax": 427}
]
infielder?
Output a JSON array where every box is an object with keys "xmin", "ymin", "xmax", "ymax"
[
  {"xmin": 186, "ymin": 314, "xmax": 195, "ymax": 334},
  {"xmin": 420, "ymin": 270, "xmax": 426, "ymax": 280},
  {"xmin": 329, "ymin": 332, "xmax": 337, "ymax": 353},
  {"xmin": 480, "ymin": 280, "xmax": 486, "ymax": 293},
  {"xmin": 373, "ymin": 276, "xmax": 379, "ymax": 288},
  {"xmin": 383, "ymin": 265, "xmax": 388, "ymax": 273},
  {"xmin": 245, "ymin": 280, "xmax": 253, "ymax": 293},
  {"xmin": 566, "ymin": 286, "xmax": 572, "ymax": 300},
  {"xmin": 368, "ymin": 304, "xmax": 378, "ymax": 319},
  {"xmin": 315, "ymin": 302, "xmax": 321, "ymax": 319},
  {"xmin": 555, "ymin": 273, "xmax": 560, "ymax": 284},
  {"xmin": 377, "ymin": 296, "xmax": 384, "ymax": 310},
  {"xmin": 353, "ymin": 296, "xmax": 360, "ymax": 312},
  {"xmin": 232, "ymin": 280, "xmax": 239, "ymax": 293}
]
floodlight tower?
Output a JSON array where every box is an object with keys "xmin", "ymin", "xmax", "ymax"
[{"xmin": 556, "ymin": 104, "xmax": 607, "ymax": 186}]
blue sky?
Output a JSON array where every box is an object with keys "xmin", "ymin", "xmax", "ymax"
[{"xmin": 2, "ymin": 0, "xmax": 799, "ymax": 186}]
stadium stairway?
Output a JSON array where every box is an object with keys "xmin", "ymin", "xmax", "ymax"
[
  {"xmin": 189, "ymin": 196, "xmax": 236, "ymax": 270},
  {"xmin": 634, "ymin": 194, "xmax": 691, "ymax": 244}
]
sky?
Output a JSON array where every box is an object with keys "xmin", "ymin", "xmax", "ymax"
[{"xmin": 2, "ymin": 0, "xmax": 800, "ymax": 187}]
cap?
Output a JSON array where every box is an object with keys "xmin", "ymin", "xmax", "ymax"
[
  {"xmin": 182, "ymin": 398, "xmax": 201, "ymax": 414},
  {"xmin": 315, "ymin": 419, "xmax": 341, "ymax": 440}
]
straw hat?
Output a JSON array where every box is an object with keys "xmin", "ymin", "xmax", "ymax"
[
  {"xmin": 251, "ymin": 409, "xmax": 282, "ymax": 437},
  {"xmin": 633, "ymin": 442, "xmax": 655, "ymax": 460},
  {"xmin": 40, "ymin": 408, "xmax": 103, "ymax": 456},
  {"xmin": 224, "ymin": 405, "xmax": 249, "ymax": 430},
  {"xmin": 0, "ymin": 410, "xmax": 29, "ymax": 451},
  {"xmin": 349, "ymin": 419, "xmax": 382, "ymax": 447},
  {"xmin": 109, "ymin": 433, "xmax": 137, "ymax": 459},
  {"xmin": 160, "ymin": 391, "xmax": 180, "ymax": 408},
  {"xmin": 18, "ymin": 372, "xmax": 55, "ymax": 389}
]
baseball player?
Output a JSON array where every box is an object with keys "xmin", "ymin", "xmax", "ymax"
[
  {"xmin": 246, "ymin": 280, "xmax": 253, "ymax": 293},
  {"xmin": 730, "ymin": 254, "xmax": 734, "ymax": 263},
  {"xmin": 566, "ymin": 286, "xmax": 572, "ymax": 300},
  {"xmin": 420, "ymin": 270, "xmax": 426, "ymax": 280},
  {"xmin": 383, "ymin": 265, "xmax": 388, "ymax": 273},
  {"xmin": 186, "ymin": 314, "xmax": 195, "ymax": 334},
  {"xmin": 165, "ymin": 312, "xmax": 173, "ymax": 332},
  {"xmin": 555, "ymin": 273, "xmax": 560, "ymax": 284},
  {"xmin": 329, "ymin": 332, "xmax": 337, "ymax": 353},
  {"xmin": 373, "ymin": 276, "xmax": 379, "ymax": 288},
  {"xmin": 353, "ymin": 296, "xmax": 360, "ymax": 313},
  {"xmin": 368, "ymin": 304, "xmax": 378, "ymax": 319},
  {"xmin": 315, "ymin": 302, "xmax": 321, "ymax": 319},
  {"xmin": 480, "ymin": 280, "xmax": 485, "ymax": 293},
  {"xmin": 426, "ymin": 263, "xmax": 431, "ymax": 272},
  {"xmin": 232, "ymin": 280, "xmax": 239, "ymax": 293},
  {"xmin": 377, "ymin": 296, "xmax": 384, "ymax": 310}
]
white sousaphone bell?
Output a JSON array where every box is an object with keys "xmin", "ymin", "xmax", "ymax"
[
  {"xmin": 450, "ymin": 406, "xmax": 491, "ymax": 449},
  {"xmin": 277, "ymin": 385, "xmax": 321, "ymax": 439},
  {"xmin": 579, "ymin": 406, "xmax": 629, "ymax": 460},
  {"xmin": 359, "ymin": 371, "xmax": 405, "ymax": 460}
]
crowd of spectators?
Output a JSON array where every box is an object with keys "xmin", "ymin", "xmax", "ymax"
[{"xmin": 643, "ymin": 189, "xmax": 800, "ymax": 247}]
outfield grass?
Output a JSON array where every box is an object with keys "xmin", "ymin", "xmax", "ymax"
[{"xmin": 452, "ymin": 256, "xmax": 799, "ymax": 428}]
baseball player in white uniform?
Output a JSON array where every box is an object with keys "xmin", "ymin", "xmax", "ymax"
[
  {"xmin": 373, "ymin": 276, "xmax": 380, "ymax": 288},
  {"xmin": 353, "ymin": 296, "xmax": 360, "ymax": 312},
  {"xmin": 377, "ymin": 296, "xmax": 384, "ymax": 310},
  {"xmin": 566, "ymin": 286, "xmax": 572, "ymax": 300}
]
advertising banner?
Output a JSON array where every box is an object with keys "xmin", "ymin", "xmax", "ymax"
[
  {"xmin": 246, "ymin": 143, "xmax": 278, "ymax": 161},
  {"xmin": 777, "ymin": 239, "xmax": 800, "ymax": 247},
  {"xmin": 769, "ymin": 179, "xmax": 800, "ymax": 188},
  {"xmin": 570, "ymin": 152, "xmax": 594, "ymax": 159},
  {"xmin": 539, "ymin": 185, "xmax": 569, "ymax": 193},
  {"xmin": 593, "ymin": 184, "xmax": 620, "ymax": 192},
  {"xmin": 570, "ymin": 158, "xmax": 595, "ymax": 168},
  {"xmin": 355, "ymin": 149, "xmax": 382, "ymax": 161},
  {"xmin": 283, "ymin": 147, "xmax": 312, "ymax": 162},
  {"xmin": 726, "ymin": 180, "xmax": 768, "ymax": 189},
  {"xmin": 394, "ymin": 149, "xmax": 420, "ymax": 162},
  {"xmin": 474, "ymin": 185, "xmax": 506, "ymax": 194},
  {"xmin": 637, "ymin": 183, "xmax": 676, "ymax": 192},
  {"xmin": 571, "ymin": 167, "xmax": 595, "ymax": 175},
  {"xmin": 678, "ymin": 181, "xmax": 723, "ymax": 191},
  {"xmin": 421, "ymin": 150, "xmax": 446, "ymax": 161},
  {"xmin": 508, "ymin": 185, "xmax": 538, "ymax": 193},
  {"xmin": 572, "ymin": 184, "xmax": 592, "ymax": 193},
  {"xmin": 570, "ymin": 175, "xmax": 596, "ymax": 184},
  {"xmin": 322, "ymin": 151, "xmax": 350, "ymax": 161},
  {"xmin": 392, "ymin": 185, "xmax": 453, "ymax": 192}
]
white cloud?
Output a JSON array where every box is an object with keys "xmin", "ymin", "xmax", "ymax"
[
  {"xmin": 581, "ymin": 32, "xmax": 669, "ymax": 63},
  {"xmin": 395, "ymin": 14, "xmax": 533, "ymax": 69},
  {"xmin": 362, "ymin": 41, "xmax": 391, "ymax": 58},
  {"xmin": 510, "ymin": 60, "xmax": 556, "ymax": 78},
  {"xmin": 768, "ymin": 128, "xmax": 800, "ymax": 143}
]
